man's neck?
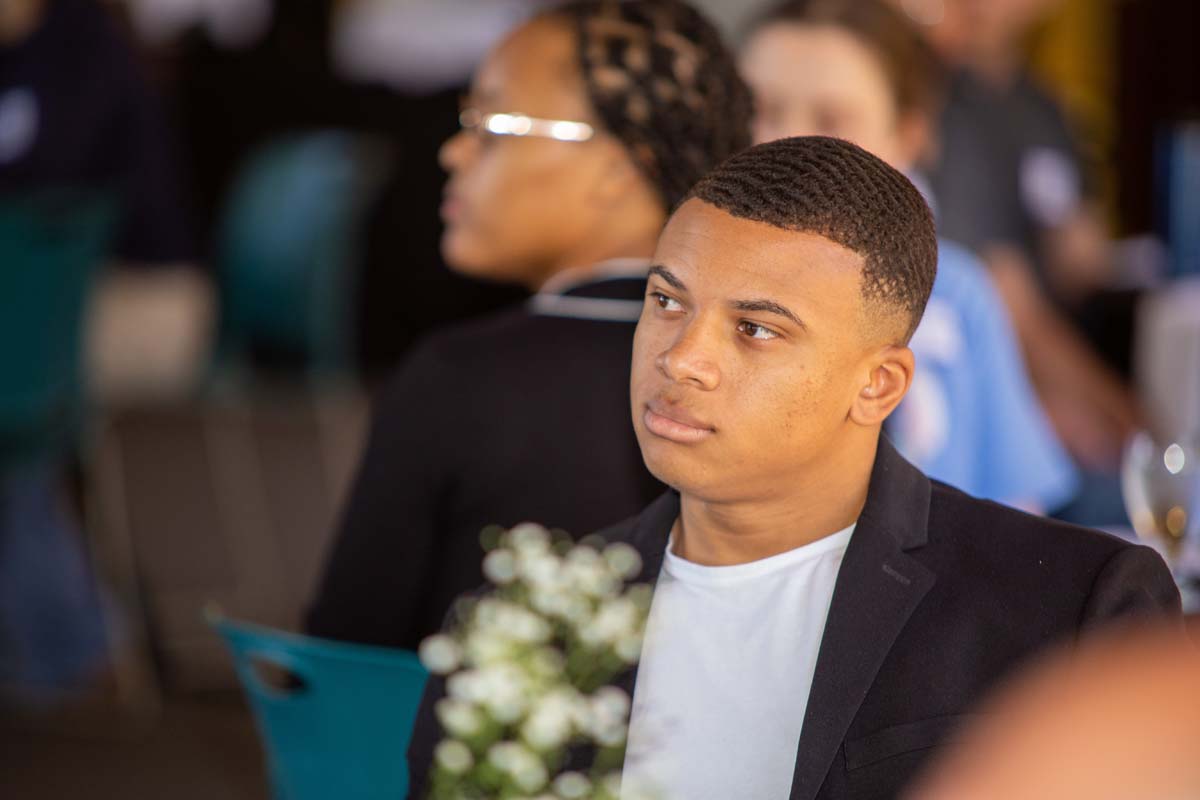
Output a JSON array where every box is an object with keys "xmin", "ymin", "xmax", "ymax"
[{"xmin": 673, "ymin": 435, "xmax": 878, "ymax": 567}]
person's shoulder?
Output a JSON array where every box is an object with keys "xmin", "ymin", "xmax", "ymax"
[
  {"xmin": 370, "ymin": 309, "xmax": 528, "ymax": 403},
  {"xmin": 928, "ymin": 480, "xmax": 1141, "ymax": 565},
  {"xmin": 390, "ymin": 304, "xmax": 550, "ymax": 375},
  {"xmin": 413, "ymin": 301, "xmax": 634, "ymax": 365},
  {"xmin": 930, "ymin": 480, "xmax": 1181, "ymax": 623},
  {"xmin": 377, "ymin": 302, "xmax": 618, "ymax": 402},
  {"xmin": 420, "ymin": 304, "xmax": 533, "ymax": 349}
]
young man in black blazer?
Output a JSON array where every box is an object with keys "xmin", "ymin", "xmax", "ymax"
[{"xmin": 408, "ymin": 136, "xmax": 1180, "ymax": 799}]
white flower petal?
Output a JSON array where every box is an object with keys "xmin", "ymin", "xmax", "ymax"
[
  {"xmin": 488, "ymin": 741, "xmax": 546, "ymax": 792},
  {"xmin": 615, "ymin": 632, "xmax": 643, "ymax": 664},
  {"xmin": 512, "ymin": 759, "xmax": 549, "ymax": 793},
  {"xmin": 591, "ymin": 686, "xmax": 631, "ymax": 720},
  {"xmin": 592, "ymin": 718, "xmax": 627, "ymax": 748},
  {"xmin": 509, "ymin": 523, "xmax": 551, "ymax": 553},
  {"xmin": 552, "ymin": 771, "xmax": 591, "ymax": 798},
  {"xmin": 520, "ymin": 705, "xmax": 572, "ymax": 751},
  {"xmin": 482, "ymin": 548, "xmax": 518, "ymax": 584},
  {"xmin": 434, "ymin": 739, "xmax": 474, "ymax": 774},
  {"xmin": 435, "ymin": 698, "xmax": 484, "ymax": 737},
  {"xmin": 603, "ymin": 542, "xmax": 643, "ymax": 580},
  {"xmin": 418, "ymin": 634, "xmax": 462, "ymax": 675}
]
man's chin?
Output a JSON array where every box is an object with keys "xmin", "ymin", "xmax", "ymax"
[{"xmin": 639, "ymin": 441, "xmax": 710, "ymax": 496}]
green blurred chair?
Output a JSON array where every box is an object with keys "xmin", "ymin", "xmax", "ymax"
[
  {"xmin": 209, "ymin": 612, "xmax": 429, "ymax": 800},
  {"xmin": 0, "ymin": 189, "xmax": 117, "ymax": 466},
  {"xmin": 0, "ymin": 189, "xmax": 120, "ymax": 698},
  {"xmin": 215, "ymin": 130, "xmax": 390, "ymax": 380}
]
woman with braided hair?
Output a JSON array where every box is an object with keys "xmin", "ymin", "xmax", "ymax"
[{"xmin": 306, "ymin": 0, "xmax": 752, "ymax": 651}]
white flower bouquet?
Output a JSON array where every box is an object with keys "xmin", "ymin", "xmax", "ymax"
[{"xmin": 418, "ymin": 523, "xmax": 653, "ymax": 800}]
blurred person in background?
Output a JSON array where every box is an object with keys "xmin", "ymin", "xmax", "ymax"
[
  {"xmin": 920, "ymin": 0, "xmax": 1113, "ymax": 305},
  {"xmin": 907, "ymin": 617, "xmax": 1200, "ymax": 800},
  {"xmin": 166, "ymin": 0, "xmax": 534, "ymax": 376},
  {"xmin": 0, "ymin": 0, "xmax": 209, "ymax": 396},
  {"xmin": 0, "ymin": 0, "xmax": 193, "ymax": 265},
  {"xmin": 740, "ymin": 0, "xmax": 1077, "ymax": 513},
  {"xmin": 305, "ymin": 0, "xmax": 752, "ymax": 652},
  {"xmin": 1, "ymin": 0, "xmax": 204, "ymax": 701},
  {"xmin": 909, "ymin": 0, "xmax": 1139, "ymax": 524}
]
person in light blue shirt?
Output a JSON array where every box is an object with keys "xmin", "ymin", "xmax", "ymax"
[
  {"xmin": 891, "ymin": 239, "xmax": 1077, "ymax": 510},
  {"xmin": 740, "ymin": 0, "xmax": 1077, "ymax": 511}
]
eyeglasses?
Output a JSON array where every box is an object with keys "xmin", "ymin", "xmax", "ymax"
[{"xmin": 458, "ymin": 108, "xmax": 595, "ymax": 143}]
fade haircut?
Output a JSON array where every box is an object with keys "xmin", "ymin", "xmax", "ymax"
[
  {"xmin": 686, "ymin": 136, "xmax": 937, "ymax": 341},
  {"xmin": 551, "ymin": 0, "xmax": 754, "ymax": 210}
]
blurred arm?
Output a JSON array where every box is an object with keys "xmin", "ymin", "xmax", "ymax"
[
  {"xmin": 1041, "ymin": 202, "xmax": 1115, "ymax": 303},
  {"xmin": 305, "ymin": 342, "xmax": 453, "ymax": 650},
  {"xmin": 984, "ymin": 245, "xmax": 1139, "ymax": 470},
  {"xmin": 906, "ymin": 618, "xmax": 1200, "ymax": 800}
]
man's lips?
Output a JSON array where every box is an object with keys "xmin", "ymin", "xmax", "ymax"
[{"xmin": 642, "ymin": 400, "xmax": 715, "ymax": 444}]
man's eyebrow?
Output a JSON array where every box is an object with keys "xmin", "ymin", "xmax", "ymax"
[
  {"xmin": 648, "ymin": 265, "xmax": 686, "ymax": 291},
  {"xmin": 731, "ymin": 299, "xmax": 808, "ymax": 331}
]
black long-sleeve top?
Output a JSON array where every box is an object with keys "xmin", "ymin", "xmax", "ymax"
[{"xmin": 306, "ymin": 267, "xmax": 664, "ymax": 649}]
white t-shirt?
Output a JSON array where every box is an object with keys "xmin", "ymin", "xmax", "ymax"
[{"xmin": 622, "ymin": 524, "xmax": 855, "ymax": 800}]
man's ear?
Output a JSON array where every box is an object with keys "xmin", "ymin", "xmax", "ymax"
[{"xmin": 849, "ymin": 345, "xmax": 914, "ymax": 427}]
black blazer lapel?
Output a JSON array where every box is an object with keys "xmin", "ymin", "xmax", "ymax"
[
  {"xmin": 789, "ymin": 438, "xmax": 936, "ymax": 800},
  {"xmin": 624, "ymin": 489, "xmax": 678, "ymax": 585},
  {"xmin": 608, "ymin": 490, "xmax": 678, "ymax": 701}
]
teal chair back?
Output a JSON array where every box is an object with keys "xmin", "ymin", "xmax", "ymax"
[
  {"xmin": 215, "ymin": 130, "xmax": 389, "ymax": 378},
  {"xmin": 211, "ymin": 615, "xmax": 429, "ymax": 800},
  {"xmin": 0, "ymin": 190, "xmax": 117, "ymax": 465}
]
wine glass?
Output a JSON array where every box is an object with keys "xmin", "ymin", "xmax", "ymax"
[{"xmin": 1120, "ymin": 431, "xmax": 1199, "ymax": 567}]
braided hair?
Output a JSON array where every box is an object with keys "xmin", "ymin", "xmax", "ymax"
[
  {"xmin": 551, "ymin": 0, "xmax": 753, "ymax": 211},
  {"xmin": 687, "ymin": 136, "xmax": 937, "ymax": 340}
]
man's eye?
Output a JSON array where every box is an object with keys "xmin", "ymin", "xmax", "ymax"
[
  {"xmin": 650, "ymin": 292, "xmax": 683, "ymax": 312},
  {"xmin": 737, "ymin": 320, "xmax": 778, "ymax": 341}
]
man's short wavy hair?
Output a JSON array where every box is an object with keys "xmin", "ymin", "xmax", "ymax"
[{"xmin": 686, "ymin": 135, "xmax": 938, "ymax": 341}]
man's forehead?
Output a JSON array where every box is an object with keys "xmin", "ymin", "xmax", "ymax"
[{"xmin": 655, "ymin": 200, "xmax": 864, "ymax": 287}]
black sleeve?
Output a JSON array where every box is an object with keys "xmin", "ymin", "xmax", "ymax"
[
  {"xmin": 305, "ymin": 341, "xmax": 456, "ymax": 648},
  {"xmin": 1080, "ymin": 544, "xmax": 1182, "ymax": 630}
]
